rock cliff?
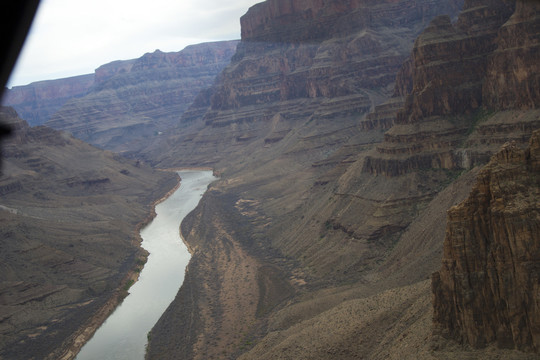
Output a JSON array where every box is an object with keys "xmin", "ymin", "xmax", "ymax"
[
  {"xmin": 483, "ymin": 0, "xmax": 540, "ymax": 110},
  {"xmin": 0, "ymin": 107, "xmax": 178, "ymax": 359},
  {"xmin": 45, "ymin": 41, "xmax": 238, "ymax": 153},
  {"xmin": 144, "ymin": 0, "xmax": 470, "ymax": 359},
  {"xmin": 9, "ymin": 0, "xmax": 539, "ymax": 358},
  {"xmin": 2, "ymin": 74, "xmax": 94, "ymax": 126},
  {"xmin": 363, "ymin": 0, "xmax": 521, "ymax": 178},
  {"xmin": 144, "ymin": 0, "xmax": 540, "ymax": 359},
  {"xmin": 432, "ymin": 129, "xmax": 540, "ymax": 351},
  {"xmin": 145, "ymin": 0, "xmax": 463, "ymax": 168}
]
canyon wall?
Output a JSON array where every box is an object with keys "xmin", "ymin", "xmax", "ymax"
[
  {"xmin": 45, "ymin": 41, "xmax": 238, "ymax": 153},
  {"xmin": 0, "ymin": 107, "xmax": 178, "ymax": 359},
  {"xmin": 4, "ymin": 0, "xmax": 539, "ymax": 358},
  {"xmin": 144, "ymin": 0, "xmax": 471, "ymax": 359},
  {"xmin": 2, "ymin": 74, "xmax": 94, "ymax": 126},
  {"xmin": 432, "ymin": 130, "xmax": 540, "ymax": 351},
  {"xmin": 146, "ymin": 0, "xmax": 540, "ymax": 358}
]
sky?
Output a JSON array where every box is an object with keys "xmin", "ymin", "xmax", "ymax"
[{"xmin": 8, "ymin": 0, "xmax": 261, "ymax": 87}]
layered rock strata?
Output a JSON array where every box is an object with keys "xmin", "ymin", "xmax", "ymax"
[
  {"xmin": 432, "ymin": 129, "xmax": 540, "ymax": 351},
  {"xmin": 2, "ymin": 74, "xmax": 94, "ymax": 126},
  {"xmin": 363, "ymin": 0, "xmax": 540, "ymax": 178},
  {"xmin": 144, "ymin": 0, "xmax": 466, "ymax": 358},
  {"xmin": 363, "ymin": 3, "xmax": 507, "ymax": 177},
  {"xmin": 144, "ymin": 0, "xmax": 465, "ymax": 170},
  {"xmin": 0, "ymin": 107, "xmax": 178, "ymax": 359},
  {"xmin": 45, "ymin": 41, "xmax": 238, "ymax": 153}
]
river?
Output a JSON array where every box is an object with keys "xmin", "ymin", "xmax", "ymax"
[{"xmin": 76, "ymin": 170, "xmax": 215, "ymax": 360}]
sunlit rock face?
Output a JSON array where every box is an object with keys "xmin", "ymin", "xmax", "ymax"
[{"xmin": 45, "ymin": 40, "xmax": 239, "ymax": 153}]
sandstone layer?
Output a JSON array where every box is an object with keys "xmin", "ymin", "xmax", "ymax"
[
  {"xmin": 45, "ymin": 41, "xmax": 238, "ymax": 154},
  {"xmin": 0, "ymin": 107, "xmax": 178, "ymax": 359}
]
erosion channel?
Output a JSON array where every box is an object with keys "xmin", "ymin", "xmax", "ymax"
[{"xmin": 76, "ymin": 170, "xmax": 215, "ymax": 360}]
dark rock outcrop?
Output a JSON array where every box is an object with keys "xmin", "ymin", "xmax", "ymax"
[{"xmin": 432, "ymin": 129, "xmax": 540, "ymax": 352}]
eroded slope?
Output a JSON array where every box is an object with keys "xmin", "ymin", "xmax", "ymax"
[{"xmin": 0, "ymin": 107, "xmax": 178, "ymax": 359}]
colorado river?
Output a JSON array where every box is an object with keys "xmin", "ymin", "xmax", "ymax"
[{"xmin": 76, "ymin": 170, "xmax": 215, "ymax": 360}]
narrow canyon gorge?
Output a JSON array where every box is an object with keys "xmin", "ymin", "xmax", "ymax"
[{"xmin": 0, "ymin": 0, "xmax": 539, "ymax": 359}]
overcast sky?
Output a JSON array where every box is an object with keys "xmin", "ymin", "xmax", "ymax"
[{"xmin": 8, "ymin": 0, "xmax": 261, "ymax": 87}]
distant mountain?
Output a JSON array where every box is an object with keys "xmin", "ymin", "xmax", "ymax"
[
  {"xmin": 2, "ymin": 74, "xmax": 94, "ymax": 126},
  {"xmin": 45, "ymin": 40, "xmax": 239, "ymax": 154},
  {"xmin": 0, "ymin": 107, "xmax": 178, "ymax": 359}
]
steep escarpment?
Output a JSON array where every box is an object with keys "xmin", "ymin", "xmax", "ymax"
[
  {"xmin": 432, "ymin": 130, "xmax": 540, "ymax": 352},
  {"xmin": 0, "ymin": 107, "xmax": 178, "ymax": 359},
  {"xmin": 45, "ymin": 41, "xmax": 238, "ymax": 153},
  {"xmin": 144, "ymin": 0, "xmax": 468, "ymax": 359},
  {"xmin": 2, "ymin": 74, "xmax": 94, "ymax": 126},
  {"xmin": 483, "ymin": 0, "xmax": 540, "ymax": 110},
  {"xmin": 145, "ymin": 0, "xmax": 463, "ymax": 168},
  {"xmin": 145, "ymin": 0, "xmax": 540, "ymax": 359}
]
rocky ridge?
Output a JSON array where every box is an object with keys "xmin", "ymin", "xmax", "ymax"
[
  {"xmin": 0, "ymin": 107, "xmax": 178, "ymax": 359},
  {"xmin": 45, "ymin": 41, "xmax": 238, "ymax": 153},
  {"xmin": 2, "ymin": 74, "xmax": 94, "ymax": 126}
]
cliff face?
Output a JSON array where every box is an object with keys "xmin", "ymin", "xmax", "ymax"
[
  {"xmin": 0, "ymin": 107, "xmax": 178, "ymax": 359},
  {"xmin": 144, "ymin": 0, "xmax": 468, "ymax": 359},
  {"xmin": 483, "ymin": 0, "xmax": 540, "ymax": 110},
  {"xmin": 45, "ymin": 41, "xmax": 238, "ymax": 153},
  {"xmin": 144, "ymin": 0, "xmax": 540, "ymax": 359},
  {"xmin": 1, "ymin": 74, "xmax": 94, "ymax": 126},
  {"xmin": 240, "ymin": 0, "xmax": 464, "ymax": 42},
  {"xmin": 363, "ymin": 0, "xmax": 540, "ymax": 178},
  {"xmin": 432, "ymin": 129, "xmax": 540, "ymax": 351},
  {"xmin": 146, "ymin": 0, "xmax": 463, "ymax": 169}
]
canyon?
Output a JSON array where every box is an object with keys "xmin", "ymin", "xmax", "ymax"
[
  {"xmin": 0, "ymin": 0, "xmax": 539, "ymax": 359},
  {"xmin": 0, "ymin": 107, "xmax": 178, "ymax": 359},
  {"xmin": 3, "ymin": 40, "xmax": 239, "ymax": 154},
  {"xmin": 2, "ymin": 74, "xmax": 94, "ymax": 127},
  {"xmin": 142, "ymin": 0, "xmax": 540, "ymax": 359}
]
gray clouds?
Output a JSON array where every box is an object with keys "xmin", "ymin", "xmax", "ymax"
[{"xmin": 8, "ymin": 0, "xmax": 259, "ymax": 86}]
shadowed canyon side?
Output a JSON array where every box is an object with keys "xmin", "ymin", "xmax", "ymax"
[
  {"xmin": 44, "ymin": 40, "xmax": 239, "ymax": 154},
  {"xmin": 144, "ymin": 0, "xmax": 540, "ymax": 359},
  {"xmin": 0, "ymin": 107, "xmax": 178, "ymax": 359},
  {"xmin": 432, "ymin": 130, "xmax": 540, "ymax": 352}
]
